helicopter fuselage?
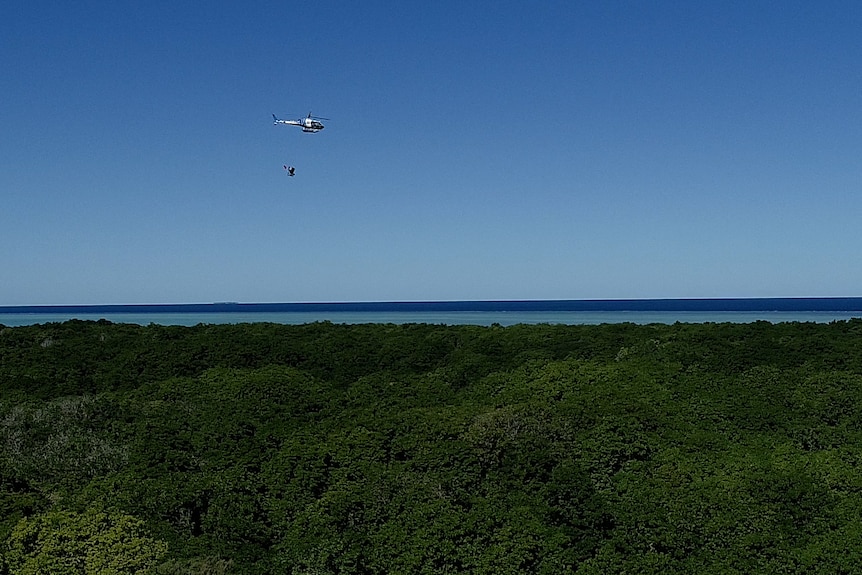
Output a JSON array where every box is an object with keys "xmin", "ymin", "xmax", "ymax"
[{"xmin": 302, "ymin": 119, "xmax": 324, "ymax": 132}]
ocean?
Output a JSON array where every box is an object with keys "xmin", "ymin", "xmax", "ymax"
[{"xmin": 1, "ymin": 298, "xmax": 861, "ymax": 327}]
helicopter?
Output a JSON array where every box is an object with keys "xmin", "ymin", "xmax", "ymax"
[{"xmin": 272, "ymin": 112, "xmax": 328, "ymax": 133}]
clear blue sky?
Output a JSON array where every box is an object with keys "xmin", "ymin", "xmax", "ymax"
[{"xmin": 3, "ymin": 1, "xmax": 861, "ymax": 305}]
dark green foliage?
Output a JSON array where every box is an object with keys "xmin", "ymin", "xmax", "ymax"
[{"xmin": 2, "ymin": 319, "xmax": 862, "ymax": 573}]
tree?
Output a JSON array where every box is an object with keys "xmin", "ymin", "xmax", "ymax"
[{"xmin": 4, "ymin": 508, "xmax": 168, "ymax": 575}]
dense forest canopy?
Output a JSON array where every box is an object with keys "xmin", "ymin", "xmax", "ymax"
[{"xmin": 2, "ymin": 319, "xmax": 862, "ymax": 573}]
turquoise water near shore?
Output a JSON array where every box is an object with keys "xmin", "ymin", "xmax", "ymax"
[{"xmin": 2, "ymin": 309, "xmax": 861, "ymax": 327}]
